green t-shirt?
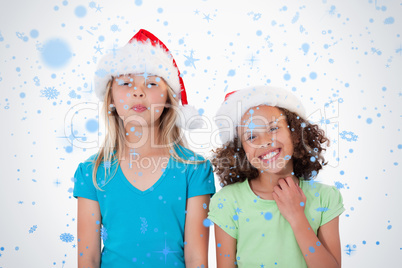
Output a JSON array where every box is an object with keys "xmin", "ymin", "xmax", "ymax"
[{"xmin": 208, "ymin": 179, "xmax": 345, "ymax": 267}]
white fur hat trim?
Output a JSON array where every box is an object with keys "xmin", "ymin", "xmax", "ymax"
[
  {"xmin": 215, "ymin": 86, "xmax": 306, "ymax": 144},
  {"xmin": 94, "ymin": 40, "xmax": 181, "ymax": 101}
]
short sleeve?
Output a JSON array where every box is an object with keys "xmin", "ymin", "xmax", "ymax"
[
  {"xmin": 320, "ymin": 186, "xmax": 345, "ymax": 226},
  {"xmin": 208, "ymin": 189, "xmax": 238, "ymax": 239},
  {"xmin": 73, "ymin": 163, "xmax": 98, "ymax": 201},
  {"xmin": 187, "ymin": 160, "xmax": 216, "ymax": 198}
]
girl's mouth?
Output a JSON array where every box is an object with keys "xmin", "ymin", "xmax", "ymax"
[
  {"xmin": 132, "ymin": 104, "xmax": 147, "ymax": 112},
  {"xmin": 259, "ymin": 148, "xmax": 281, "ymax": 163}
]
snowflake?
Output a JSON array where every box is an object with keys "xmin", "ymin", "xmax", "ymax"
[
  {"xmin": 344, "ymin": 244, "xmax": 357, "ymax": 256},
  {"xmin": 318, "ymin": 117, "xmax": 326, "ymax": 126},
  {"xmin": 104, "ymin": 161, "xmax": 111, "ymax": 169},
  {"xmin": 60, "ymin": 233, "xmax": 74, "ymax": 243},
  {"xmin": 98, "ymin": 179, "xmax": 107, "ymax": 187},
  {"xmin": 315, "ymin": 207, "xmax": 329, "ymax": 212},
  {"xmin": 334, "ymin": 181, "xmax": 345, "ymax": 190},
  {"xmin": 110, "ymin": 24, "xmax": 120, "ymax": 33},
  {"xmin": 101, "ymin": 227, "xmax": 108, "ymax": 241},
  {"xmin": 328, "ymin": 5, "xmax": 337, "ymax": 15},
  {"xmin": 184, "ymin": 50, "xmax": 200, "ymax": 69},
  {"xmin": 203, "ymin": 203, "xmax": 207, "ymax": 209},
  {"xmin": 340, "ymin": 131, "xmax": 358, "ymax": 142},
  {"xmin": 36, "ymin": 42, "xmax": 44, "ymax": 52},
  {"xmin": 291, "ymin": 12, "xmax": 300, "ymax": 24},
  {"xmin": 40, "ymin": 87, "xmax": 60, "ymax": 100},
  {"xmin": 89, "ymin": 1, "xmax": 96, "ymax": 8},
  {"xmin": 28, "ymin": 225, "xmax": 37, "ymax": 233},
  {"xmin": 396, "ymin": 45, "xmax": 402, "ymax": 56},
  {"xmin": 371, "ymin": 47, "xmax": 382, "ymax": 55},
  {"xmin": 68, "ymin": 90, "xmax": 77, "ymax": 98},
  {"xmin": 218, "ymin": 203, "xmax": 223, "ymax": 209},
  {"xmin": 253, "ymin": 13, "xmax": 262, "ymax": 21},
  {"xmin": 33, "ymin": 76, "xmax": 40, "ymax": 86},
  {"xmin": 140, "ymin": 217, "xmax": 148, "ymax": 234}
]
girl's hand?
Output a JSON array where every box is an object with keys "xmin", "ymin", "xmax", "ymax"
[{"xmin": 272, "ymin": 177, "xmax": 307, "ymax": 226}]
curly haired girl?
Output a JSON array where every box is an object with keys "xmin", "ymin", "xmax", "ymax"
[{"xmin": 208, "ymin": 86, "xmax": 344, "ymax": 268}]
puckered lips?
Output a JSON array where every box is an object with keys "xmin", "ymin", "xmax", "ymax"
[
  {"xmin": 258, "ymin": 148, "xmax": 281, "ymax": 163},
  {"xmin": 132, "ymin": 104, "xmax": 147, "ymax": 113}
]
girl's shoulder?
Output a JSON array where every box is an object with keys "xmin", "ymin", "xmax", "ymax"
[
  {"xmin": 212, "ymin": 180, "xmax": 247, "ymax": 200},
  {"xmin": 79, "ymin": 152, "xmax": 115, "ymax": 170},
  {"xmin": 300, "ymin": 180, "xmax": 343, "ymax": 202},
  {"xmin": 300, "ymin": 180, "xmax": 339, "ymax": 192}
]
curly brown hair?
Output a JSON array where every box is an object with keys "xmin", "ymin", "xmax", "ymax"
[{"xmin": 211, "ymin": 107, "xmax": 330, "ymax": 187}]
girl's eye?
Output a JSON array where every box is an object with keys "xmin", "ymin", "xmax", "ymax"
[
  {"xmin": 147, "ymin": 83, "xmax": 158, "ymax": 88},
  {"xmin": 246, "ymin": 135, "xmax": 257, "ymax": 141},
  {"xmin": 269, "ymin": 126, "xmax": 279, "ymax": 132},
  {"xmin": 123, "ymin": 82, "xmax": 130, "ymax": 86}
]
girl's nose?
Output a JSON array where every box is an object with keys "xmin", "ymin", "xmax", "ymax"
[
  {"xmin": 132, "ymin": 83, "xmax": 146, "ymax": 98},
  {"xmin": 260, "ymin": 134, "xmax": 274, "ymax": 147},
  {"xmin": 133, "ymin": 91, "xmax": 144, "ymax": 98}
]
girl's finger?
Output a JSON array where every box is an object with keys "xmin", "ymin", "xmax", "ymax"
[
  {"xmin": 272, "ymin": 191, "xmax": 279, "ymax": 201},
  {"xmin": 278, "ymin": 178, "xmax": 288, "ymax": 190},
  {"xmin": 273, "ymin": 185, "xmax": 282, "ymax": 196},
  {"xmin": 285, "ymin": 176, "xmax": 295, "ymax": 188},
  {"xmin": 297, "ymin": 184, "xmax": 306, "ymax": 199}
]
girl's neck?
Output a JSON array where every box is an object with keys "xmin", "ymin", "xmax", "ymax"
[
  {"xmin": 250, "ymin": 160, "xmax": 299, "ymax": 195},
  {"xmin": 122, "ymin": 122, "xmax": 168, "ymax": 159},
  {"xmin": 249, "ymin": 171, "xmax": 299, "ymax": 200},
  {"xmin": 254, "ymin": 171, "xmax": 299, "ymax": 192}
]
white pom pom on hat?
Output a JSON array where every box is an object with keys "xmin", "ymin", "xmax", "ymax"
[
  {"xmin": 215, "ymin": 85, "xmax": 307, "ymax": 145},
  {"xmin": 94, "ymin": 29, "xmax": 202, "ymax": 130}
]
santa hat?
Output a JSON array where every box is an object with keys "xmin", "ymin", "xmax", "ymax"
[
  {"xmin": 94, "ymin": 29, "xmax": 202, "ymax": 129},
  {"xmin": 215, "ymin": 86, "xmax": 307, "ymax": 144}
]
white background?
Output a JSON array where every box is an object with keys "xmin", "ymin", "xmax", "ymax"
[{"xmin": 0, "ymin": 0, "xmax": 401, "ymax": 267}]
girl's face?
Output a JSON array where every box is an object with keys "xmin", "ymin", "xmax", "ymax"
[
  {"xmin": 111, "ymin": 74, "xmax": 169, "ymax": 127},
  {"xmin": 238, "ymin": 105, "xmax": 294, "ymax": 175}
]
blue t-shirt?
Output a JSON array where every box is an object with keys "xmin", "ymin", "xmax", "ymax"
[{"xmin": 73, "ymin": 145, "xmax": 215, "ymax": 267}]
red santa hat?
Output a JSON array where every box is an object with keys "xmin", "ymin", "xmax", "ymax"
[
  {"xmin": 215, "ymin": 86, "xmax": 307, "ymax": 144},
  {"xmin": 94, "ymin": 29, "xmax": 202, "ymax": 129}
]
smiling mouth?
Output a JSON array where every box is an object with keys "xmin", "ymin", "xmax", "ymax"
[
  {"xmin": 259, "ymin": 148, "xmax": 281, "ymax": 162},
  {"xmin": 132, "ymin": 105, "xmax": 147, "ymax": 112}
]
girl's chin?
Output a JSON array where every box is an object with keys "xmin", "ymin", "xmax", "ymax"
[
  {"xmin": 259, "ymin": 168, "xmax": 285, "ymax": 175},
  {"xmin": 257, "ymin": 161, "xmax": 291, "ymax": 174}
]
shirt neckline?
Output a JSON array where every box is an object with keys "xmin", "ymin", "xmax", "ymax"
[
  {"xmin": 244, "ymin": 178, "xmax": 302, "ymax": 203},
  {"xmin": 244, "ymin": 179, "xmax": 276, "ymax": 203},
  {"xmin": 117, "ymin": 156, "xmax": 172, "ymax": 196}
]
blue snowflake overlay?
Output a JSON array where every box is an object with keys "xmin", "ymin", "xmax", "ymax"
[
  {"xmin": 60, "ymin": 233, "xmax": 74, "ymax": 243},
  {"xmin": 140, "ymin": 217, "xmax": 148, "ymax": 234},
  {"xmin": 101, "ymin": 227, "xmax": 108, "ymax": 241},
  {"xmin": 40, "ymin": 87, "xmax": 60, "ymax": 100}
]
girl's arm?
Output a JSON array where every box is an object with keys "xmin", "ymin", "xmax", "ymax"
[
  {"xmin": 184, "ymin": 194, "xmax": 211, "ymax": 268},
  {"xmin": 77, "ymin": 197, "xmax": 102, "ymax": 268},
  {"xmin": 214, "ymin": 225, "xmax": 237, "ymax": 268},
  {"xmin": 273, "ymin": 177, "xmax": 341, "ymax": 268}
]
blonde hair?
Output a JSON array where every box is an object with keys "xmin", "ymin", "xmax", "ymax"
[{"xmin": 90, "ymin": 78, "xmax": 200, "ymax": 190}]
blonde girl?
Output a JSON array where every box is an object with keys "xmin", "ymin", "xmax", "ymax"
[{"xmin": 74, "ymin": 29, "xmax": 215, "ymax": 267}]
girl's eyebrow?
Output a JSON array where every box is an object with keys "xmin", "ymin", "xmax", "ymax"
[
  {"xmin": 269, "ymin": 115, "xmax": 286, "ymax": 124},
  {"xmin": 147, "ymin": 76, "xmax": 161, "ymax": 80},
  {"xmin": 117, "ymin": 76, "xmax": 132, "ymax": 80}
]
